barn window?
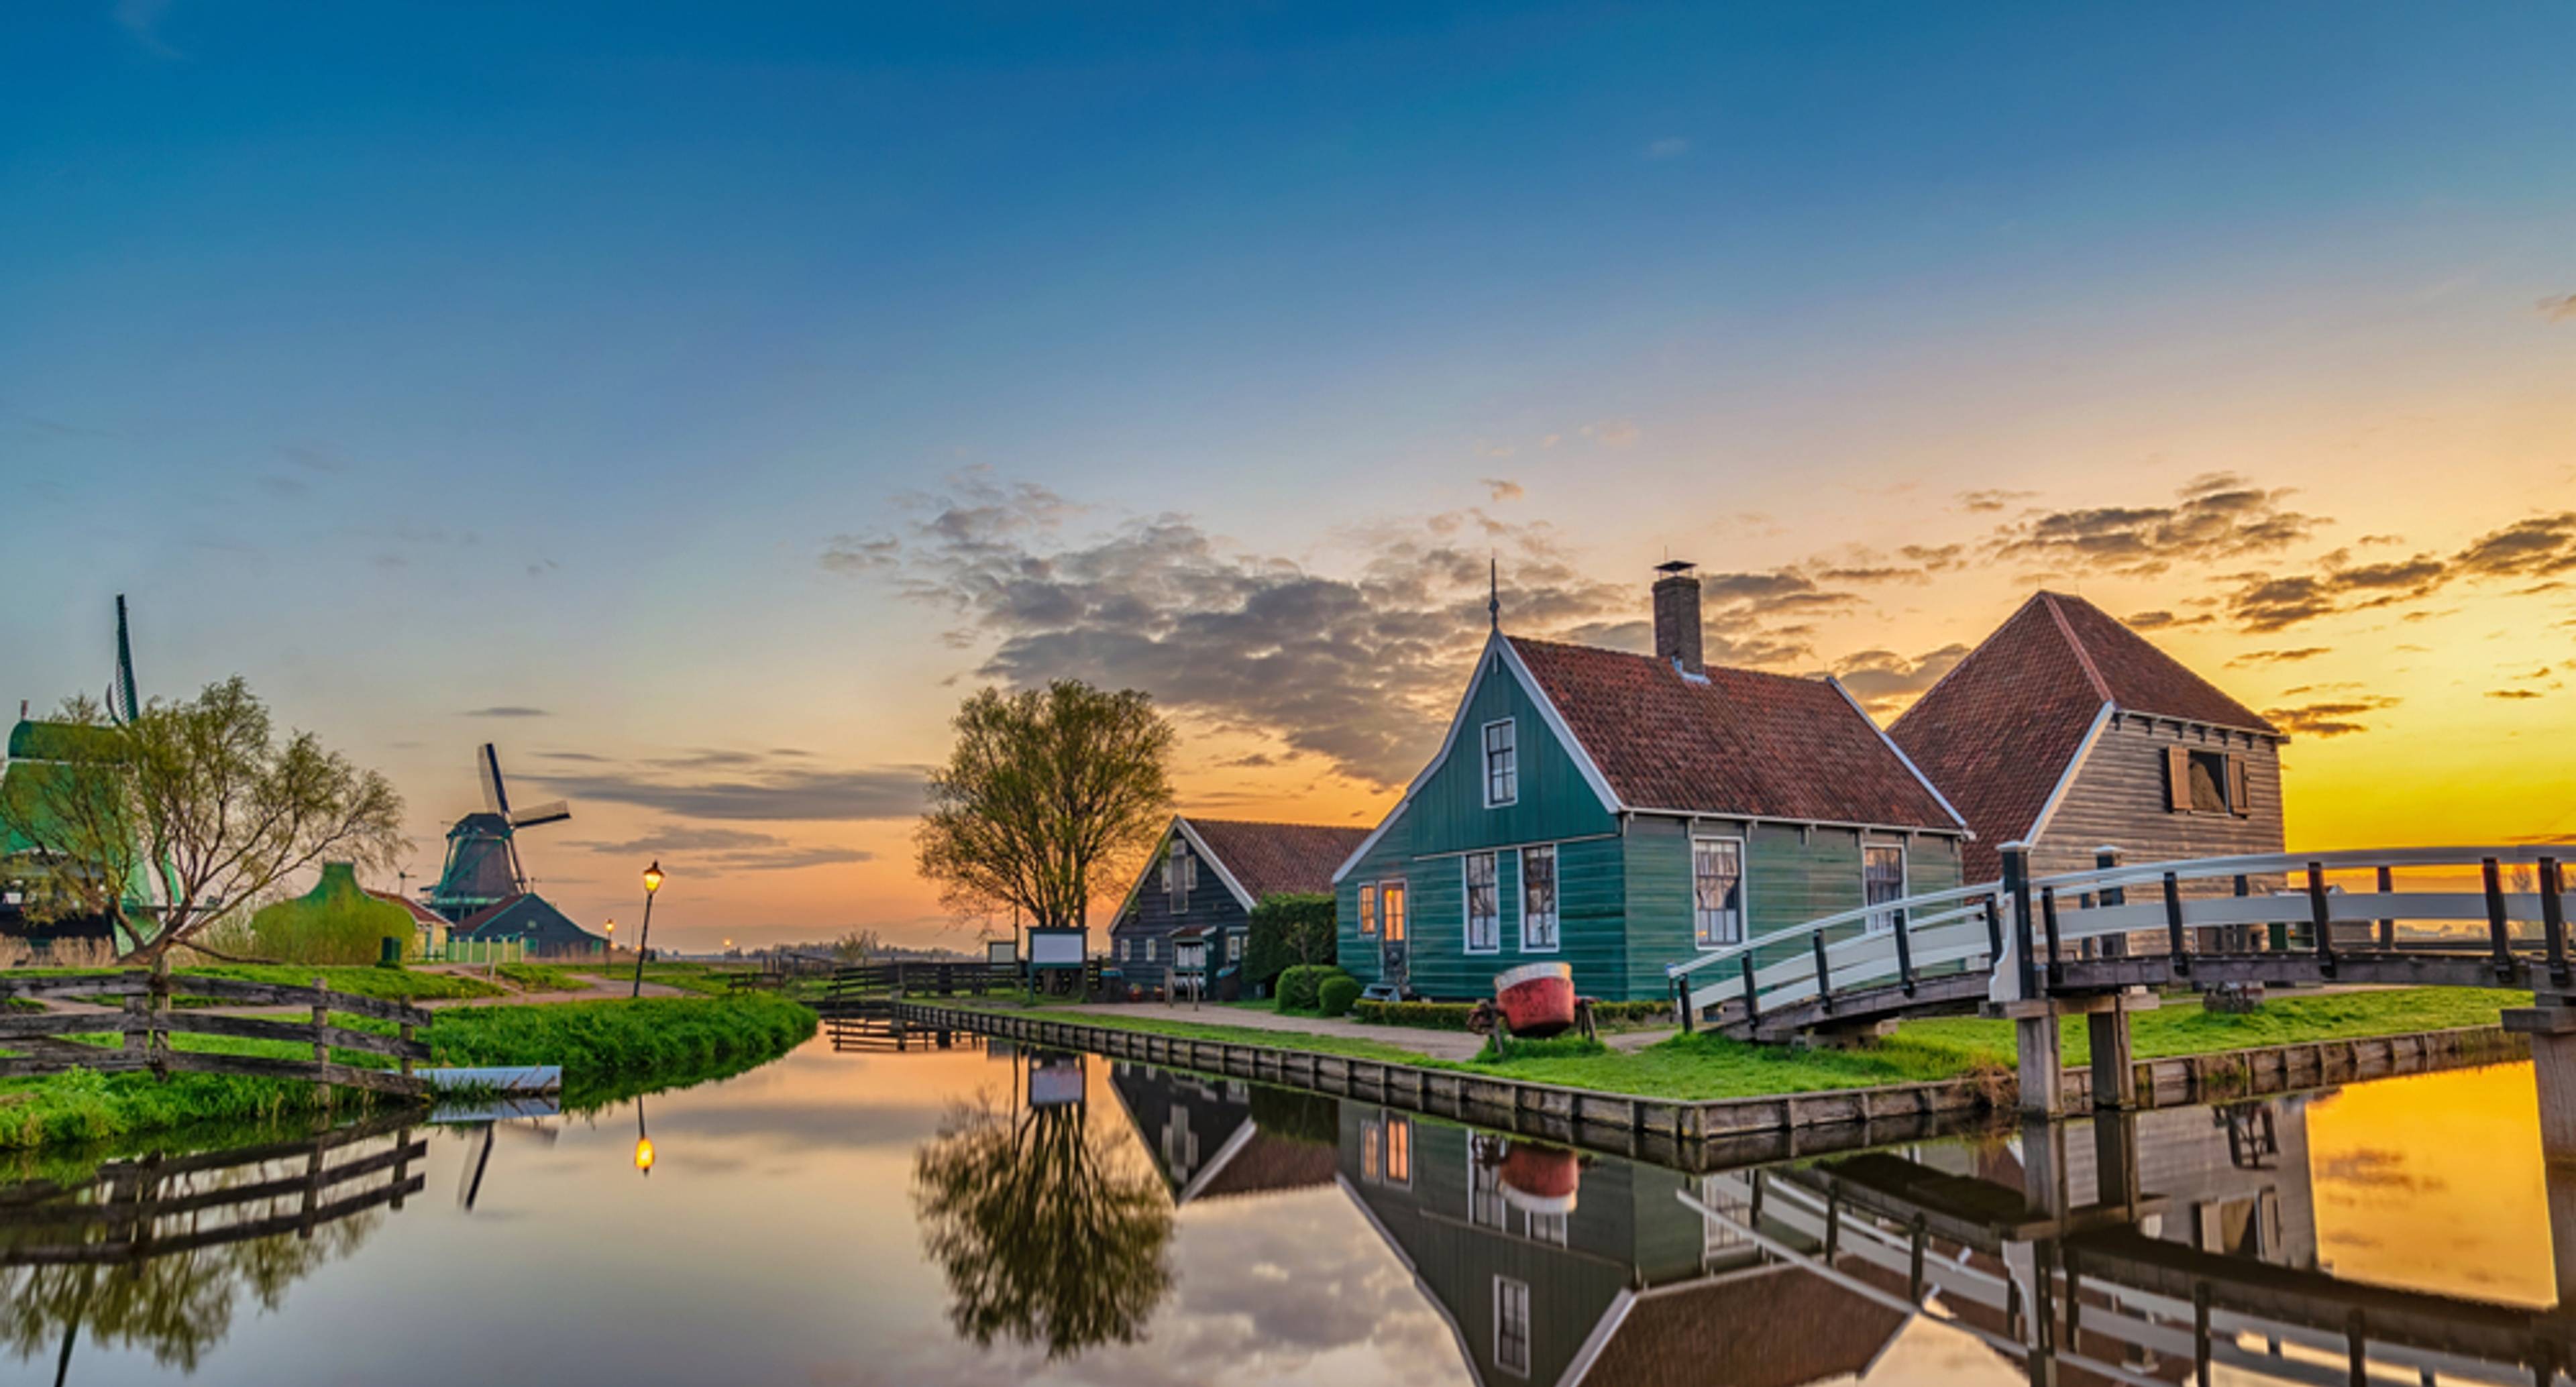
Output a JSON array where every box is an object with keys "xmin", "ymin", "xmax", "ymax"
[
  {"xmin": 1483, "ymin": 718, "xmax": 1518, "ymax": 807},
  {"xmin": 1520, "ymin": 846, "xmax": 1559, "ymax": 951},
  {"xmin": 1863, "ymin": 844, "xmax": 1906, "ymax": 934},
  {"xmin": 1494, "ymin": 1277, "xmax": 1533, "ymax": 1376},
  {"xmin": 1166, "ymin": 840, "xmax": 1197, "ymax": 901},
  {"xmin": 1693, "ymin": 839, "xmax": 1745, "ymax": 948},
  {"xmin": 2167, "ymin": 746, "xmax": 2253, "ymax": 818},
  {"xmin": 1464, "ymin": 852, "xmax": 1501, "ymax": 952}
]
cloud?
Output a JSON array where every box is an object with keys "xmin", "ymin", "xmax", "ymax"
[
  {"xmin": 463, "ymin": 706, "xmax": 551, "ymax": 718},
  {"xmin": 2263, "ymin": 696, "xmax": 2398, "ymax": 738},
  {"xmin": 2227, "ymin": 647, "xmax": 2328, "ymax": 667},
  {"xmin": 1481, "ymin": 478, "xmax": 1525, "ymax": 502},
  {"xmin": 1994, "ymin": 474, "xmax": 2320, "ymax": 578},
  {"xmin": 1582, "ymin": 419, "xmax": 1641, "ymax": 448},
  {"xmin": 529, "ymin": 753, "xmax": 930, "ymax": 820},
  {"xmin": 567, "ymin": 824, "xmax": 871, "ymax": 873},
  {"xmin": 1643, "ymin": 136, "xmax": 1691, "ymax": 160},
  {"xmin": 2488, "ymin": 688, "xmax": 2546, "ymax": 700},
  {"xmin": 1829, "ymin": 644, "xmax": 1971, "ymax": 714},
  {"xmin": 832, "ymin": 473, "xmax": 1843, "ymax": 787},
  {"xmin": 2125, "ymin": 609, "xmax": 2212, "ymax": 631},
  {"xmin": 2218, "ymin": 511, "xmax": 2575, "ymax": 632},
  {"xmin": 1956, "ymin": 488, "xmax": 2035, "ymax": 514},
  {"xmin": 2539, "ymin": 293, "xmax": 2576, "ymax": 323}
]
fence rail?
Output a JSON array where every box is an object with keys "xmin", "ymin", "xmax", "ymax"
[{"xmin": 0, "ymin": 970, "xmax": 432, "ymax": 1098}]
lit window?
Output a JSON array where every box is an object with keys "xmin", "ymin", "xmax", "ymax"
[
  {"xmin": 1358, "ymin": 884, "xmax": 1379, "ymax": 938},
  {"xmin": 1864, "ymin": 844, "xmax": 1905, "ymax": 935},
  {"xmin": 1464, "ymin": 852, "xmax": 1500, "ymax": 952},
  {"xmin": 1386, "ymin": 1116, "xmax": 1411, "ymax": 1184},
  {"xmin": 1520, "ymin": 846, "xmax": 1558, "ymax": 950},
  {"xmin": 1494, "ymin": 1277, "xmax": 1532, "ymax": 1376},
  {"xmin": 1382, "ymin": 882, "xmax": 1407, "ymax": 942},
  {"xmin": 1483, "ymin": 719, "xmax": 1518, "ymax": 807},
  {"xmin": 1693, "ymin": 840, "xmax": 1744, "ymax": 948}
]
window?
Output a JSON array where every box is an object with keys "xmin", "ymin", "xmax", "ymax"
[
  {"xmin": 1519, "ymin": 845, "xmax": 1559, "ymax": 951},
  {"xmin": 1116, "ymin": 937, "xmax": 1129, "ymax": 962},
  {"xmin": 1864, "ymin": 844, "xmax": 1906, "ymax": 934},
  {"xmin": 1385, "ymin": 1116, "xmax": 1412, "ymax": 1184},
  {"xmin": 1470, "ymin": 1146, "xmax": 1507, "ymax": 1229},
  {"xmin": 2167, "ymin": 746, "xmax": 2252, "ymax": 818},
  {"xmin": 1358, "ymin": 884, "xmax": 1379, "ymax": 937},
  {"xmin": 1166, "ymin": 841, "xmax": 1196, "ymax": 902},
  {"xmin": 1225, "ymin": 931, "xmax": 1242, "ymax": 964},
  {"xmin": 1382, "ymin": 881, "xmax": 1408, "ymax": 942},
  {"xmin": 1464, "ymin": 852, "xmax": 1501, "ymax": 952},
  {"xmin": 1483, "ymin": 718, "xmax": 1518, "ymax": 808},
  {"xmin": 1494, "ymin": 1277, "xmax": 1532, "ymax": 1377},
  {"xmin": 1693, "ymin": 839, "xmax": 1745, "ymax": 948},
  {"xmin": 1144, "ymin": 936, "xmax": 1159, "ymax": 962},
  {"xmin": 1525, "ymin": 1210, "xmax": 1568, "ymax": 1246}
]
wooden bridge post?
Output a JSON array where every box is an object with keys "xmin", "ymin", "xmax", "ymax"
[
  {"xmin": 2002, "ymin": 844, "xmax": 2039, "ymax": 1001},
  {"xmin": 2095, "ymin": 847, "xmax": 2128, "ymax": 958},
  {"xmin": 2505, "ymin": 1004, "xmax": 2576, "ymax": 1164},
  {"xmin": 2086, "ymin": 992, "xmax": 2155, "ymax": 1110}
]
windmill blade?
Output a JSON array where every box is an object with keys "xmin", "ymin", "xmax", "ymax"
[
  {"xmin": 511, "ymin": 799, "xmax": 571, "ymax": 829},
  {"xmin": 478, "ymin": 743, "xmax": 511, "ymax": 817}
]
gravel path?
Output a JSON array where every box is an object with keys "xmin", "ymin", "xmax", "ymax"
[{"xmin": 1045, "ymin": 1001, "xmax": 1683, "ymax": 1062}]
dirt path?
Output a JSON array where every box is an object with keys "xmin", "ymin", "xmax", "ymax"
[{"xmin": 1044, "ymin": 1001, "xmax": 1681, "ymax": 1061}]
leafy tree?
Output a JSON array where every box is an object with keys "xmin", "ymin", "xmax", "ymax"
[
  {"xmin": 0, "ymin": 678, "xmax": 405, "ymax": 964},
  {"xmin": 910, "ymin": 1093, "xmax": 1174, "ymax": 1360},
  {"xmin": 914, "ymin": 680, "xmax": 1175, "ymax": 940},
  {"xmin": 1244, "ymin": 891, "xmax": 1336, "ymax": 990},
  {"xmin": 829, "ymin": 928, "xmax": 883, "ymax": 964}
]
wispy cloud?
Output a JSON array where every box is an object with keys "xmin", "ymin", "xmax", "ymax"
[
  {"xmin": 2538, "ymin": 292, "xmax": 2576, "ymax": 323},
  {"xmin": 2263, "ymin": 696, "xmax": 2399, "ymax": 738},
  {"xmin": 463, "ymin": 706, "xmax": 551, "ymax": 718},
  {"xmin": 1482, "ymin": 478, "xmax": 1525, "ymax": 502},
  {"xmin": 529, "ymin": 751, "xmax": 929, "ymax": 820},
  {"xmin": 1642, "ymin": 137, "xmax": 1690, "ymax": 160},
  {"xmin": 565, "ymin": 824, "xmax": 871, "ymax": 873}
]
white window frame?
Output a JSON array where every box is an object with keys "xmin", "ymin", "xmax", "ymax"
[
  {"xmin": 1482, "ymin": 718, "xmax": 1519, "ymax": 808},
  {"xmin": 1493, "ymin": 1276, "xmax": 1532, "ymax": 1378},
  {"xmin": 1167, "ymin": 840, "xmax": 1195, "ymax": 903},
  {"xmin": 1863, "ymin": 842, "xmax": 1907, "ymax": 936},
  {"xmin": 1692, "ymin": 837, "xmax": 1746, "ymax": 950},
  {"xmin": 1463, "ymin": 852, "xmax": 1501, "ymax": 954},
  {"xmin": 1225, "ymin": 930, "xmax": 1242, "ymax": 964},
  {"xmin": 1518, "ymin": 844, "xmax": 1559, "ymax": 952}
]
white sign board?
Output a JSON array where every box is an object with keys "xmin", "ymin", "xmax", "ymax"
[
  {"xmin": 1028, "ymin": 930, "xmax": 1087, "ymax": 968},
  {"xmin": 985, "ymin": 939, "xmax": 1018, "ymax": 967}
]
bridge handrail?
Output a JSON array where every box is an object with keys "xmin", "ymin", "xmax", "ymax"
[
  {"xmin": 2032, "ymin": 842, "xmax": 2576, "ymax": 897},
  {"xmin": 1664, "ymin": 878, "xmax": 2003, "ymax": 981}
]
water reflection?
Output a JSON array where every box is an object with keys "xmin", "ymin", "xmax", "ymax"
[
  {"xmin": 0, "ymin": 1112, "xmax": 423, "ymax": 1382},
  {"xmin": 910, "ymin": 1051, "xmax": 1178, "ymax": 1361}
]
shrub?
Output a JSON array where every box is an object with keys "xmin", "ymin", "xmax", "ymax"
[
  {"xmin": 1316, "ymin": 977, "xmax": 1361, "ymax": 1017},
  {"xmin": 1245, "ymin": 893, "xmax": 1336, "ymax": 993},
  {"xmin": 1473, "ymin": 1034, "xmax": 1608, "ymax": 1064},
  {"xmin": 232, "ymin": 863, "xmax": 416, "ymax": 966},
  {"xmin": 1353, "ymin": 999, "xmax": 1479, "ymax": 1029},
  {"xmin": 1277, "ymin": 963, "xmax": 1352, "ymax": 1013}
]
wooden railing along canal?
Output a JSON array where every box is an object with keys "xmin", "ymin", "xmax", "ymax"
[{"xmin": 0, "ymin": 970, "xmax": 432, "ymax": 1099}]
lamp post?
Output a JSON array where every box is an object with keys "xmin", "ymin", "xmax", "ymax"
[
  {"xmin": 602, "ymin": 918, "xmax": 614, "ymax": 964},
  {"xmin": 633, "ymin": 1099, "xmax": 655, "ymax": 1178},
  {"xmin": 630, "ymin": 861, "xmax": 664, "ymax": 999}
]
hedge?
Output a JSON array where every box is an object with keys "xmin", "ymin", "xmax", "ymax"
[
  {"xmin": 1245, "ymin": 893, "xmax": 1336, "ymax": 993},
  {"xmin": 1350, "ymin": 997, "xmax": 1678, "ymax": 1031},
  {"xmin": 1316, "ymin": 976, "xmax": 1361, "ymax": 1017},
  {"xmin": 1277, "ymin": 963, "xmax": 1352, "ymax": 1013}
]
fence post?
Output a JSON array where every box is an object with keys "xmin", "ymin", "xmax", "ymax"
[
  {"xmin": 1809, "ymin": 931, "xmax": 1834, "ymax": 1013},
  {"xmin": 1982, "ymin": 894, "xmax": 2003, "ymax": 966},
  {"xmin": 2096, "ymin": 847, "xmax": 2128, "ymax": 959},
  {"xmin": 1739, "ymin": 953, "xmax": 1760, "ymax": 1028},
  {"xmin": 2003, "ymin": 844, "xmax": 2039, "ymax": 1001},
  {"xmin": 311, "ymin": 975, "xmax": 332, "ymax": 1110},
  {"xmin": 2375, "ymin": 864, "xmax": 2396, "ymax": 952},
  {"xmin": 2163, "ymin": 872, "xmax": 2190, "ymax": 978},
  {"xmin": 2542, "ymin": 857, "xmax": 2569, "ymax": 991},
  {"xmin": 2040, "ymin": 887, "xmax": 2065, "ymax": 990},
  {"xmin": 2484, "ymin": 858, "xmax": 2515, "ymax": 981},
  {"xmin": 2306, "ymin": 862, "xmax": 2337, "ymax": 978}
]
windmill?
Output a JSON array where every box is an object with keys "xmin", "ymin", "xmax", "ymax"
[{"xmin": 425, "ymin": 744, "xmax": 571, "ymax": 923}]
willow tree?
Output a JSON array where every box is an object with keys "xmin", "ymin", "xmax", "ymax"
[
  {"xmin": 914, "ymin": 679, "xmax": 1175, "ymax": 938},
  {"xmin": 0, "ymin": 677, "xmax": 405, "ymax": 964}
]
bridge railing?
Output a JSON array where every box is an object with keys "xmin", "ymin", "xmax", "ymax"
[{"xmin": 1670, "ymin": 843, "xmax": 2576, "ymax": 1026}]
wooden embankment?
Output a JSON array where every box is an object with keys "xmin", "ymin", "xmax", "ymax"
[
  {"xmin": 893, "ymin": 1001, "xmax": 2520, "ymax": 1172},
  {"xmin": 0, "ymin": 971, "xmax": 432, "ymax": 1099}
]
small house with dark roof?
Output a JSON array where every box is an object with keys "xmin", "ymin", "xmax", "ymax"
[
  {"xmin": 1334, "ymin": 565, "xmax": 1970, "ymax": 1003},
  {"xmin": 455, "ymin": 891, "xmax": 606, "ymax": 959},
  {"xmin": 1890, "ymin": 592, "xmax": 2285, "ymax": 885},
  {"xmin": 1108, "ymin": 816, "xmax": 1371, "ymax": 999}
]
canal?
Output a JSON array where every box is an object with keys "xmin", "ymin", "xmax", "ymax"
[{"xmin": 4, "ymin": 1022, "xmax": 2565, "ymax": 1386}]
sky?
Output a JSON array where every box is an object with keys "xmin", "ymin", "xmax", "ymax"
[{"xmin": 3, "ymin": 1, "xmax": 2571, "ymax": 951}]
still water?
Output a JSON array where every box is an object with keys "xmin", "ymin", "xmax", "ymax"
[{"xmin": 4, "ymin": 1023, "xmax": 2567, "ymax": 1386}]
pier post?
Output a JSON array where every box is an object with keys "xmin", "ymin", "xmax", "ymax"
[
  {"xmin": 2086, "ymin": 992, "xmax": 2157, "ymax": 1111},
  {"xmin": 2506, "ymin": 1004, "xmax": 2576, "ymax": 1163},
  {"xmin": 2006, "ymin": 1003, "xmax": 2065, "ymax": 1117}
]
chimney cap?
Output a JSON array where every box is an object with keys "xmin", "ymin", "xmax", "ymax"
[{"xmin": 1654, "ymin": 559, "xmax": 1697, "ymax": 575}]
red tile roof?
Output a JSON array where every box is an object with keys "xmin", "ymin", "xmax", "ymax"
[
  {"xmin": 366, "ymin": 889, "xmax": 448, "ymax": 928},
  {"xmin": 1891, "ymin": 592, "xmax": 2276, "ymax": 879},
  {"xmin": 1582, "ymin": 1262, "xmax": 1912, "ymax": 1387},
  {"xmin": 1184, "ymin": 818, "xmax": 1373, "ymax": 901},
  {"xmin": 1504, "ymin": 636, "xmax": 1961, "ymax": 832}
]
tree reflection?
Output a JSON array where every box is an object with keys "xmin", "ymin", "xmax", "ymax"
[{"xmin": 910, "ymin": 1093, "xmax": 1175, "ymax": 1360}]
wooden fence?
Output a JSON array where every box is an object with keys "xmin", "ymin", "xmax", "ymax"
[
  {"xmin": 0, "ymin": 970, "xmax": 431, "ymax": 1099},
  {"xmin": 0, "ymin": 1109, "xmax": 427, "ymax": 1266}
]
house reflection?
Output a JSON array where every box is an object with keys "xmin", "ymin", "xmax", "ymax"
[{"xmin": 1107, "ymin": 1062, "xmax": 1340, "ymax": 1207}]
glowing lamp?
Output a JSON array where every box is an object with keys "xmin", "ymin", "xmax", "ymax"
[
  {"xmin": 634, "ymin": 1136, "xmax": 656, "ymax": 1175},
  {"xmin": 643, "ymin": 861, "xmax": 664, "ymax": 894}
]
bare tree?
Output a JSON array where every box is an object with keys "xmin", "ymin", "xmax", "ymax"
[
  {"xmin": 914, "ymin": 680, "xmax": 1175, "ymax": 941},
  {"xmin": 0, "ymin": 677, "xmax": 405, "ymax": 964}
]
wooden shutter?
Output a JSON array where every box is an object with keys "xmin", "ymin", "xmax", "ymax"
[
  {"xmin": 2226, "ymin": 754, "xmax": 2252, "ymax": 818},
  {"xmin": 2165, "ymin": 746, "xmax": 2191, "ymax": 813}
]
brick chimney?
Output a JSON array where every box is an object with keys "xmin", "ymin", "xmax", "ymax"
[{"xmin": 1652, "ymin": 561, "xmax": 1703, "ymax": 677}]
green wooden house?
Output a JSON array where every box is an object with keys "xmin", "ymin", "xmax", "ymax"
[{"xmin": 1333, "ymin": 563, "xmax": 1970, "ymax": 1003}]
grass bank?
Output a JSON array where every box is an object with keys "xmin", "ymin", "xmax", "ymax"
[
  {"xmin": 943, "ymin": 987, "xmax": 2523, "ymax": 1102},
  {"xmin": 0, "ymin": 991, "xmax": 817, "ymax": 1152}
]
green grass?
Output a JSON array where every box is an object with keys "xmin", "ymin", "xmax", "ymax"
[
  {"xmin": 570, "ymin": 962, "xmax": 734, "ymax": 996},
  {"xmin": 492, "ymin": 962, "xmax": 584, "ymax": 993},
  {"xmin": 948, "ymin": 999, "xmax": 1429, "ymax": 1065},
  {"xmin": 0, "ymin": 993, "xmax": 818, "ymax": 1151},
  {"xmin": 944, "ymin": 986, "xmax": 2523, "ymax": 1103},
  {"xmin": 7, "ymin": 962, "xmax": 511, "ymax": 1003}
]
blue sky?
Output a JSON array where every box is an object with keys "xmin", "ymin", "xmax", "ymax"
[{"xmin": 4, "ymin": 2, "xmax": 2570, "ymax": 944}]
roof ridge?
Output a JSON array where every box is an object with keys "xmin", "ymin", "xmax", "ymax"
[{"xmin": 2039, "ymin": 592, "xmax": 2116, "ymax": 704}]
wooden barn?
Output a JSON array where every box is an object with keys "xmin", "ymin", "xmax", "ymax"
[
  {"xmin": 1333, "ymin": 563, "xmax": 1970, "ymax": 1004},
  {"xmin": 1106, "ymin": 816, "xmax": 1368, "ymax": 999},
  {"xmin": 1890, "ymin": 592, "xmax": 2286, "ymax": 885}
]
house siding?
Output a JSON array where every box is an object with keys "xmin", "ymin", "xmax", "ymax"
[
  {"xmin": 1406, "ymin": 649, "xmax": 1621, "ymax": 852},
  {"xmin": 1108, "ymin": 828, "xmax": 1251, "ymax": 995},
  {"xmin": 2031, "ymin": 716, "xmax": 2284, "ymax": 887},
  {"xmin": 1336, "ymin": 803, "xmax": 1413, "ymax": 992}
]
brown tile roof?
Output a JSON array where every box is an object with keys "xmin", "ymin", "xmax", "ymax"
[
  {"xmin": 1581, "ymin": 1262, "xmax": 1911, "ymax": 1387},
  {"xmin": 367, "ymin": 889, "xmax": 448, "ymax": 928},
  {"xmin": 1184, "ymin": 818, "xmax": 1373, "ymax": 901},
  {"xmin": 1891, "ymin": 592, "xmax": 2276, "ymax": 879},
  {"xmin": 1191, "ymin": 1133, "xmax": 1338, "ymax": 1203},
  {"xmin": 1504, "ymin": 636, "xmax": 1961, "ymax": 832}
]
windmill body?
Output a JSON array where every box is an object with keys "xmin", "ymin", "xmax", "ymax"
[{"xmin": 427, "ymin": 744, "xmax": 574, "ymax": 926}]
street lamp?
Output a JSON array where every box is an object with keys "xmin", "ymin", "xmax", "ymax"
[
  {"xmin": 633, "ymin": 1100, "xmax": 655, "ymax": 1177},
  {"xmin": 602, "ymin": 918, "xmax": 614, "ymax": 962},
  {"xmin": 630, "ymin": 861, "xmax": 664, "ymax": 999}
]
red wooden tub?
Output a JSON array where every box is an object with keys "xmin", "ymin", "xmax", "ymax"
[
  {"xmin": 1499, "ymin": 1142, "xmax": 1580, "ymax": 1215},
  {"xmin": 1493, "ymin": 961, "xmax": 1576, "ymax": 1038}
]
